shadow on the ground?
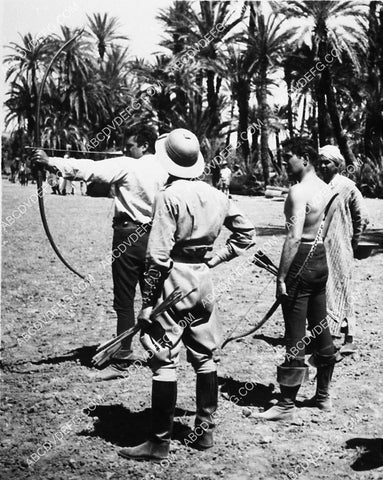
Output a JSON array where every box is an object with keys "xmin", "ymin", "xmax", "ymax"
[
  {"xmin": 255, "ymin": 225, "xmax": 285, "ymax": 237},
  {"xmin": 345, "ymin": 437, "xmax": 383, "ymax": 471},
  {"xmin": 252, "ymin": 334, "xmax": 319, "ymax": 355},
  {"xmin": 252, "ymin": 334, "xmax": 285, "ymax": 347},
  {"xmin": 78, "ymin": 404, "xmax": 195, "ymax": 447},
  {"xmin": 360, "ymin": 229, "xmax": 383, "ymax": 257},
  {"xmin": 32, "ymin": 345, "xmax": 100, "ymax": 368},
  {"xmin": 218, "ymin": 376, "xmax": 275, "ymax": 408}
]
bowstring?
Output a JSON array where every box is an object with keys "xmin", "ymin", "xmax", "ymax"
[{"xmin": 220, "ymin": 274, "xmax": 274, "ymax": 346}]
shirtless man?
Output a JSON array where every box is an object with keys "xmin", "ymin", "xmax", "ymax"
[{"xmin": 255, "ymin": 137, "xmax": 340, "ymax": 421}]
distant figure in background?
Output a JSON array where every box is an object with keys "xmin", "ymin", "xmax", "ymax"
[
  {"xmin": 319, "ymin": 145, "xmax": 369, "ymax": 354},
  {"xmin": 19, "ymin": 160, "xmax": 28, "ymax": 186},
  {"xmin": 10, "ymin": 157, "xmax": 20, "ymax": 183},
  {"xmin": 47, "ymin": 171, "xmax": 61, "ymax": 194},
  {"xmin": 220, "ymin": 161, "xmax": 232, "ymax": 196},
  {"xmin": 211, "ymin": 160, "xmax": 221, "ymax": 188},
  {"xmin": 61, "ymin": 178, "xmax": 75, "ymax": 195},
  {"xmin": 61, "ymin": 154, "xmax": 75, "ymax": 195},
  {"xmin": 1, "ymin": 151, "xmax": 8, "ymax": 175}
]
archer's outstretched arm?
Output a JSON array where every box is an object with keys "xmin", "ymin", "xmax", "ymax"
[{"xmin": 32, "ymin": 149, "xmax": 130, "ymax": 184}]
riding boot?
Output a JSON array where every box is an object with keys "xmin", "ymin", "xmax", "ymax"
[
  {"xmin": 119, "ymin": 380, "xmax": 177, "ymax": 461},
  {"xmin": 255, "ymin": 365, "xmax": 309, "ymax": 421},
  {"xmin": 193, "ymin": 372, "xmax": 218, "ymax": 449},
  {"xmin": 303, "ymin": 352, "xmax": 341, "ymax": 410}
]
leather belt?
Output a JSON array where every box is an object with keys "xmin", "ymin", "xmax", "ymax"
[
  {"xmin": 171, "ymin": 246, "xmax": 212, "ymax": 263},
  {"xmin": 113, "ymin": 215, "xmax": 151, "ymax": 228}
]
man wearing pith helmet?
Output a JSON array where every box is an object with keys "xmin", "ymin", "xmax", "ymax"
[{"xmin": 119, "ymin": 128, "xmax": 255, "ymax": 461}]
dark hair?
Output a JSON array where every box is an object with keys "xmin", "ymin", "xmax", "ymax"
[
  {"xmin": 125, "ymin": 125, "xmax": 158, "ymax": 154},
  {"xmin": 281, "ymin": 137, "xmax": 318, "ymax": 164}
]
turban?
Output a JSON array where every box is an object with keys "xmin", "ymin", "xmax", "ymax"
[{"xmin": 318, "ymin": 145, "xmax": 345, "ymax": 167}]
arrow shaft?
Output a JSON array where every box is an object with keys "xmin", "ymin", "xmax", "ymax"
[{"xmin": 25, "ymin": 146, "xmax": 123, "ymax": 156}]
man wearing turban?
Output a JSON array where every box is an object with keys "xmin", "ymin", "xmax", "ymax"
[{"xmin": 319, "ymin": 145, "xmax": 369, "ymax": 353}]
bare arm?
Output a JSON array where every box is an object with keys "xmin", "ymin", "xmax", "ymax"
[{"xmin": 277, "ymin": 186, "xmax": 306, "ymax": 297}]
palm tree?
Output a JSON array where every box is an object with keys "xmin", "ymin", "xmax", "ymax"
[
  {"xmin": 87, "ymin": 13, "xmax": 129, "ymax": 62},
  {"xmin": 225, "ymin": 44, "xmax": 252, "ymax": 166},
  {"xmin": 4, "ymin": 33, "xmax": 50, "ymax": 138},
  {"xmin": 130, "ymin": 55, "xmax": 178, "ymax": 132},
  {"xmin": 4, "ymin": 77, "xmax": 35, "ymax": 139},
  {"xmin": 157, "ymin": 1, "xmax": 195, "ymax": 117},
  {"xmin": 364, "ymin": 1, "xmax": 383, "ymax": 163},
  {"xmin": 158, "ymin": 1, "xmax": 244, "ymax": 139},
  {"xmin": 247, "ymin": 4, "xmax": 295, "ymax": 185},
  {"xmin": 282, "ymin": 44, "xmax": 314, "ymax": 136},
  {"xmin": 4, "ymin": 32, "xmax": 50, "ymax": 86},
  {"xmin": 41, "ymin": 112, "xmax": 84, "ymax": 151},
  {"xmin": 274, "ymin": 0, "xmax": 369, "ymax": 165},
  {"xmin": 185, "ymin": 1, "xmax": 245, "ymax": 133}
]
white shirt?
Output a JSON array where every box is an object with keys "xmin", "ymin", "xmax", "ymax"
[
  {"xmin": 220, "ymin": 166, "xmax": 232, "ymax": 183},
  {"xmin": 50, "ymin": 154, "xmax": 168, "ymax": 223}
]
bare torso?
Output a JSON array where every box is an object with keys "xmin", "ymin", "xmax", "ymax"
[{"xmin": 284, "ymin": 173, "xmax": 331, "ymax": 241}]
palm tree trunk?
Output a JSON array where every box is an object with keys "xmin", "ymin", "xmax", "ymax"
[
  {"xmin": 315, "ymin": 20, "xmax": 329, "ymax": 146},
  {"xmin": 275, "ymin": 131, "xmax": 282, "ymax": 169},
  {"xmin": 300, "ymin": 95, "xmax": 307, "ymax": 134},
  {"xmin": 316, "ymin": 77, "xmax": 327, "ymax": 146},
  {"xmin": 195, "ymin": 72, "xmax": 203, "ymax": 121},
  {"xmin": 311, "ymin": 102, "xmax": 318, "ymax": 148},
  {"xmin": 284, "ymin": 65, "xmax": 294, "ymax": 136},
  {"xmin": 236, "ymin": 79, "xmax": 250, "ymax": 166},
  {"xmin": 364, "ymin": 1, "xmax": 383, "ymax": 162},
  {"xmin": 323, "ymin": 69, "xmax": 356, "ymax": 166},
  {"xmin": 226, "ymin": 95, "xmax": 235, "ymax": 147},
  {"xmin": 251, "ymin": 128, "xmax": 259, "ymax": 170},
  {"xmin": 259, "ymin": 68, "xmax": 270, "ymax": 186},
  {"xmin": 206, "ymin": 70, "xmax": 219, "ymax": 135}
]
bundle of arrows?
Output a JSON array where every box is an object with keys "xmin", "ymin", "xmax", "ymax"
[
  {"xmin": 252, "ymin": 250, "xmax": 278, "ymax": 276},
  {"xmin": 92, "ymin": 286, "xmax": 197, "ymax": 368}
]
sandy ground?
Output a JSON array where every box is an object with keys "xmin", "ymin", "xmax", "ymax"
[{"xmin": 1, "ymin": 180, "xmax": 383, "ymax": 480}]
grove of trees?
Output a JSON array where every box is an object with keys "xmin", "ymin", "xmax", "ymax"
[{"xmin": 3, "ymin": 1, "xmax": 383, "ymax": 195}]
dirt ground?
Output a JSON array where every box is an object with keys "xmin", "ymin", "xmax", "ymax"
[{"xmin": 1, "ymin": 180, "xmax": 383, "ymax": 480}]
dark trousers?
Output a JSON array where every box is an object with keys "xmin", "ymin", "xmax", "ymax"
[
  {"xmin": 282, "ymin": 243, "xmax": 335, "ymax": 367},
  {"xmin": 112, "ymin": 223, "xmax": 150, "ymax": 348}
]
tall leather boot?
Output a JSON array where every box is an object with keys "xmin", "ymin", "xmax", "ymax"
[
  {"xmin": 254, "ymin": 365, "xmax": 309, "ymax": 421},
  {"xmin": 303, "ymin": 352, "xmax": 341, "ymax": 410},
  {"xmin": 119, "ymin": 380, "xmax": 177, "ymax": 461},
  {"xmin": 192, "ymin": 372, "xmax": 218, "ymax": 450}
]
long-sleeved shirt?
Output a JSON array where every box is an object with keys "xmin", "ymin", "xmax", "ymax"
[
  {"xmin": 49, "ymin": 155, "xmax": 168, "ymax": 223},
  {"xmin": 146, "ymin": 179, "xmax": 255, "ymax": 271}
]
